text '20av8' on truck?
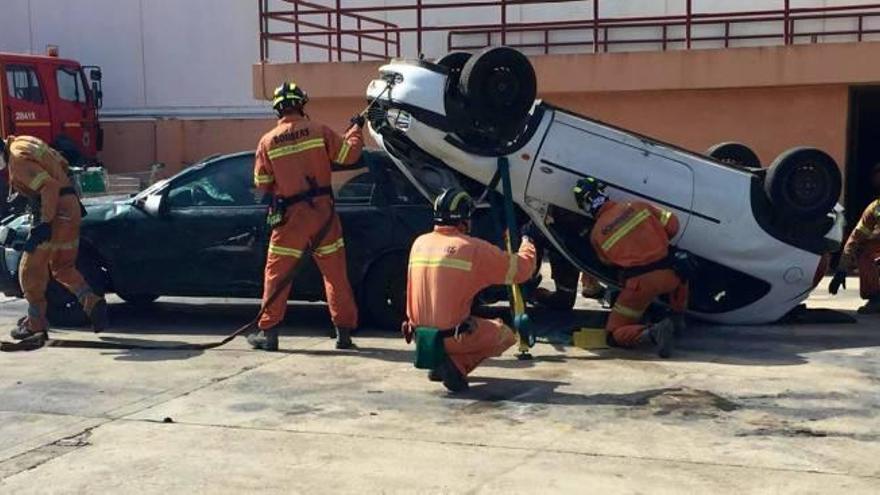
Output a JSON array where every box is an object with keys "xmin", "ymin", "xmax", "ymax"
[
  {"xmin": 1, "ymin": 47, "xmax": 104, "ymax": 166},
  {"xmin": 366, "ymin": 47, "xmax": 844, "ymax": 325}
]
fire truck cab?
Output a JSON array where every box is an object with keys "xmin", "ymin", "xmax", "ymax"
[{"xmin": 0, "ymin": 48, "xmax": 103, "ymax": 166}]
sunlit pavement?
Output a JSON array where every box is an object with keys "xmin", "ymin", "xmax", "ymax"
[{"xmin": 0, "ymin": 276, "xmax": 878, "ymax": 494}]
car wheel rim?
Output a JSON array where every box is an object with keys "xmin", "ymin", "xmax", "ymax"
[
  {"xmin": 485, "ymin": 67, "xmax": 521, "ymax": 108},
  {"xmin": 787, "ymin": 162, "xmax": 828, "ymax": 207}
]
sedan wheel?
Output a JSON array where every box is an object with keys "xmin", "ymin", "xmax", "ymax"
[{"xmin": 363, "ymin": 254, "xmax": 407, "ymax": 332}]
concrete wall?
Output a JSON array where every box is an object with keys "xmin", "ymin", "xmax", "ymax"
[
  {"xmin": 0, "ymin": 0, "xmax": 266, "ymax": 116},
  {"xmin": 253, "ymin": 42, "xmax": 880, "ymax": 171},
  {"xmin": 3, "ymin": 1, "xmax": 878, "ymax": 173}
]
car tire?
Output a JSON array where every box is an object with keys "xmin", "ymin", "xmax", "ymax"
[
  {"xmin": 45, "ymin": 253, "xmax": 108, "ymax": 328},
  {"xmin": 363, "ymin": 253, "xmax": 407, "ymax": 332},
  {"xmin": 437, "ymin": 51, "xmax": 472, "ymax": 72},
  {"xmin": 707, "ymin": 142, "xmax": 761, "ymax": 168},
  {"xmin": 765, "ymin": 147, "xmax": 841, "ymax": 219},
  {"xmin": 457, "ymin": 47, "xmax": 536, "ymax": 143},
  {"xmin": 118, "ymin": 293, "xmax": 159, "ymax": 306}
]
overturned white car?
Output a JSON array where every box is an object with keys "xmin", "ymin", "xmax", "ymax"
[{"xmin": 366, "ymin": 47, "xmax": 844, "ymax": 324}]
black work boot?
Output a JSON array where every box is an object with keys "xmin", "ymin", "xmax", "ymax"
[
  {"xmin": 670, "ymin": 313, "xmax": 687, "ymax": 334},
  {"xmin": 89, "ymin": 299, "xmax": 109, "ymax": 333},
  {"xmin": 247, "ymin": 328, "xmax": 279, "ymax": 351},
  {"xmin": 437, "ymin": 357, "xmax": 469, "ymax": 393},
  {"xmin": 428, "ymin": 368, "xmax": 442, "ymax": 382},
  {"xmin": 10, "ymin": 321, "xmax": 47, "ymax": 341},
  {"xmin": 639, "ymin": 318, "xmax": 675, "ymax": 358},
  {"xmin": 857, "ymin": 297, "xmax": 880, "ymax": 315},
  {"xmin": 335, "ymin": 327, "xmax": 355, "ymax": 350}
]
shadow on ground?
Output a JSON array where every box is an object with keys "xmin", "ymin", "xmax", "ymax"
[{"xmin": 43, "ymin": 300, "xmax": 880, "ymax": 367}]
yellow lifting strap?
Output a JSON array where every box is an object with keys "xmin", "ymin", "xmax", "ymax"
[{"xmin": 496, "ymin": 157, "xmax": 533, "ymax": 360}]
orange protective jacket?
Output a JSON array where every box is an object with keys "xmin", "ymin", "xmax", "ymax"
[
  {"xmin": 407, "ymin": 226, "xmax": 537, "ymax": 330},
  {"xmin": 590, "ymin": 200, "xmax": 679, "ymax": 268},
  {"xmin": 844, "ymin": 198, "xmax": 880, "ymax": 256},
  {"xmin": 6, "ymin": 135, "xmax": 73, "ymax": 223},
  {"xmin": 253, "ymin": 115, "xmax": 363, "ymax": 196}
]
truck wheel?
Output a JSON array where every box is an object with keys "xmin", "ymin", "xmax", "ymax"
[
  {"xmin": 765, "ymin": 147, "xmax": 841, "ymax": 219},
  {"xmin": 707, "ymin": 142, "xmax": 761, "ymax": 169},
  {"xmin": 458, "ymin": 47, "xmax": 536, "ymax": 143},
  {"xmin": 45, "ymin": 253, "xmax": 108, "ymax": 328},
  {"xmin": 363, "ymin": 253, "xmax": 407, "ymax": 332}
]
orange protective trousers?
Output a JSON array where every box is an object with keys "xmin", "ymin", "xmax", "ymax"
[
  {"xmin": 445, "ymin": 318, "xmax": 517, "ymax": 376},
  {"xmin": 258, "ymin": 198, "xmax": 358, "ymax": 331},
  {"xmin": 20, "ymin": 195, "xmax": 101, "ymax": 332},
  {"xmin": 857, "ymin": 240, "xmax": 880, "ymax": 299},
  {"xmin": 606, "ymin": 269, "xmax": 687, "ymax": 347}
]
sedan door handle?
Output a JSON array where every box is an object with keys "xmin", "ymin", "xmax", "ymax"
[{"xmin": 226, "ymin": 232, "xmax": 254, "ymax": 245}]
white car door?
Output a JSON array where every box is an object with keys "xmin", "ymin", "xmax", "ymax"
[{"xmin": 526, "ymin": 110, "xmax": 696, "ymax": 243}]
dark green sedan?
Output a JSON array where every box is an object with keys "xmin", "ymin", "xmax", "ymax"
[{"xmin": 0, "ymin": 150, "xmax": 439, "ymax": 330}]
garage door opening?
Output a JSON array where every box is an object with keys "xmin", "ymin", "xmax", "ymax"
[{"xmin": 846, "ymin": 87, "xmax": 880, "ymax": 227}]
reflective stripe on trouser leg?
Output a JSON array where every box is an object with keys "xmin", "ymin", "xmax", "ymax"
[
  {"xmin": 311, "ymin": 223, "xmax": 358, "ymax": 329},
  {"xmin": 444, "ymin": 317, "xmax": 516, "ymax": 376},
  {"xmin": 857, "ymin": 240, "xmax": 880, "ymax": 299},
  {"xmin": 607, "ymin": 270, "xmax": 683, "ymax": 347},
  {"xmin": 20, "ymin": 249, "xmax": 51, "ymax": 332},
  {"xmin": 258, "ymin": 247, "xmax": 302, "ymax": 330}
]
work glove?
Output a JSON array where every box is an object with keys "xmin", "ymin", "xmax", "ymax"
[
  {"xmin": 350, "ymin": 114, "xmax": 366, "ymax": 128},
  {"xmin": 671, "ymin": 249, "xmax": 699, "ymax": 281},
  {"xmin": 572, "ymin": 179, "xmax": 590, "ymax": 211},
  {"xmin": 23, "ymin": 222, "xmax": 51, "ymax": 253},
  {"xmin": 829, "ymin": 269, "xmax": 847, "ymax": 295},
  {"xmin": 520, "ymin": 221, "xmax": 546, "ymax": 249}
]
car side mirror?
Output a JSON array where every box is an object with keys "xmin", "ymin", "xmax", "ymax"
[
  {"xmin": 91, "ymin": 82, "xmax": 103, "ymax": 109},
  {"xmin": 90, "ymin": 68, "xmax": 102, "ymax": 81},
  {"xmin": 143, "ymin": 193, "xmax": 167, "ymax": 217}
]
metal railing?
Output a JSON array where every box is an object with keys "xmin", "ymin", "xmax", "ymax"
[
  {"xmin": 259, "ymin": 0, "xmax": 401, "ymax": 62},
  {"xmin": 259, "ymin": 1, "xmax": 880, "ymax": 62}
]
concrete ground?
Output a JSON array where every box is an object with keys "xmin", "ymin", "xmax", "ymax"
[{"xmin": 0, "ymin": 276, "xmax": 878, "ymax": 494}]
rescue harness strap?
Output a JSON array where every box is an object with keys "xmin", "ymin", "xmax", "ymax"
[
  {"xmin": 494, "ymin": 157, "xmax": 534, "ymax": 355},
  {"xmin": 277, "ymin": 185, "xmax": 333, "ymax": 207},
  {"xmin": 0, "ymin": 210, "xmax": 338, "ymax": 353}
]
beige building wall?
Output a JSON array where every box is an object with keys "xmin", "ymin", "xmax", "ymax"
[{"xmin": 101, "ymin": 41, "xmax": 879, "ymax": 175}]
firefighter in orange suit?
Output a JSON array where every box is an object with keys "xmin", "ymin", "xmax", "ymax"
[
  {"xmin": 840, "ymin": 163, "xmax": 880, "ymax": 314},
  {"xmin": 573, "ymin": 177, "xmax": 685, "ymax": 358},
  {"xmin": 405, "ymin": 188, "xmax": 537, "ymax": 392},
  {"xmin": 0, "ymin": 136, "xmax": 108, "ymax": 340},
  {"xmin": 248, "ymin": 82, "xmax": 364, "ymax": 351}
]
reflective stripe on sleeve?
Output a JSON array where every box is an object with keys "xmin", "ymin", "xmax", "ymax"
[
  {"xmin": 601, "ymin": 210, "xmax": 651, "ymax": 252},
  {"xmin": 314, "ymin": 238, "xmax": 345, "ymax": 256},
  {"xmin": 254, "ymin": 174, "xmax": 275, "ymax": 185},
  {"xmin": 659, "ymin": 209, "xmax": 672, "ymax": 226},
  {"xmin": 267, "ymin": 138, "xmax": 325, "ymax": 160},
  {"xmin": 504, "ymin": 254, "xmax": 519, "ymax": 285},
  {"xmin": 268, "ymin": 244, "xmax": 303, "ymax": 258},
  {"xmin": 52, "ymin": 239, "xmax": 79, "ymax": 250},
  {"xmin": 612, "ymin": 303, "xmax": 643, "ymax": 320},
  {"xmin": 409, "ymin": 257, "xmax": 472, "ymax": 272},
  {"xmin": 29, "ymin": 171, "xmax": 50, "ymax": 190},
  {"xmin": 335, "ymin": 142, "xmax": 351, "ymax": 163}
]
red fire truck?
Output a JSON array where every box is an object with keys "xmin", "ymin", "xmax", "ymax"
[{"xmin": 0, "ymin": 47, "xmax": 103, "ymax": 166}]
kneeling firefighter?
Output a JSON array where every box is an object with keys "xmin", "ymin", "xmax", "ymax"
[
  {"xmin": 403, "ymin": 188, "xmax": 537, "ymax": 392},
  {"xmin": 249, "ymin": 82, "xmax": 364, "ymax": 351},
  {"xmin": 573, "ymin": 177, "xmax": 690, "ymax": 358},
  {"xmin": 0, "ymin": 136, "xmax": 108, "ymax": 340}
]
